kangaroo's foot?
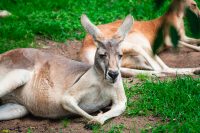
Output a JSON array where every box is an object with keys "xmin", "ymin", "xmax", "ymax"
[
  {"xmin": 0, "ymin": 103, "xmax": 28, "ymax": 121},
  {"xmin": 0, "ymin": 69, "xmax": 32, "ymax": 97},
  {"xmin": 162, "ymin": 67, "xmax": 200, "ymax": 75}
]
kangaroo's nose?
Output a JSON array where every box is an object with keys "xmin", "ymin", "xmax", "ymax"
[{"xmin": 108, "ymin": 71, "xmax": 119, "ymax": 80}]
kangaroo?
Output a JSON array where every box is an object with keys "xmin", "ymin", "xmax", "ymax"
[
  {"xmin": 80, "ymin": 0, "xmax": 200, "ymax": 77},
  {"xmin": 0, "ymin": 14, "xmax": 134, "ymax": 125}
]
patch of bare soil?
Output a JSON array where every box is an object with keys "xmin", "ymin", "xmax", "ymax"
[
  {"xmin": 0, "ymin": 115, "xmax": 161, "ymax": 133},
  {"xmin": 0, "ymin": 39, "xmax": 199, "ymax": 132},
  {"xmin": 159, "ymin": 47, "xmax": 200, "ymax": 68}
]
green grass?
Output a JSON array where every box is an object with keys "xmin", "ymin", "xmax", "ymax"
[
  {"xmin": 27, "ymin": 127, "xmax": 32, "ymax": 133},
  {"xmin": 135, "ymin": 73, "xmax": 151, "ymax": 81},
  {"xmin": 61, "ymin": 118, "xmax": 70, "ymax": 128},
  {"xmin": 91, "ymin": 123, "xmax": 125, "ymax": 133},
  {"xmin": 1, "ymin": 0, "xmax": 199, "ymax": 53},
  {"xmin": 125, "ymin": 76, "xmax": 200, "ymax": 132}
]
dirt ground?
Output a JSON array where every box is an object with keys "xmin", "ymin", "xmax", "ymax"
[{"xmin": 0, "ymin": 39, "xmax": 200, "ymax": 133}]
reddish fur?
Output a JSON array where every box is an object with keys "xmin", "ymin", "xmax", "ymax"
[
  {"xmin": 80, "ymin": 16, "xmax": 165, "ymax": 61},
  {"xmin": 80, "ymin": 0, "xmax": 200, "ymax": 65}
]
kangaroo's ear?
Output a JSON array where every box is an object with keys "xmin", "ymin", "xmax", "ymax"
[
  {"xmin": 115, "ymin": 15, "xmax": 134, "ymax": 41},
  {"xmin": 81, "ymin": 14, "xmax": 103, "ymax": 41}
]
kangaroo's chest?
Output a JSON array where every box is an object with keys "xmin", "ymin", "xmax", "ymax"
[{"xmin": 78, "ymin": 86, "xmax": 113, "ymax": 113}]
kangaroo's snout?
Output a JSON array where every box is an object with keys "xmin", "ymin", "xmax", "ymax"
[{"xmin": 108, "ymin": 70, "xmax": 119, "ymax": 81}]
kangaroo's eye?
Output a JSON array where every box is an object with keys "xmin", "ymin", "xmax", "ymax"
[
  {"xmin": 99, "ymin": 54, "xmax": 107, "ymax": 59},
  {"xmin": 118, "ymin": 54, "xmax": 123, "ymax": 59}
]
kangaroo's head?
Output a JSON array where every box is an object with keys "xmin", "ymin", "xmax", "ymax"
[
  {"xmin": 81, "ymin": 14, "xmax": 133, "ymax": 83},
  {"xmin": 186, "ymin": 0, "xmax": 200, "ymax": 17}
]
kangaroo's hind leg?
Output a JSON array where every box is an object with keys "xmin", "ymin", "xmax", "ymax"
[
  {"xmin": 0, "ymin": 69, "xmax": 32, "ymax": 97},
  {"xmin": 179, "ymin": 41, "xmax": 200, "ymax": 51},
  {"xmin": 0, "ymin": 103, "xmax": 28, "ymax": 120}
]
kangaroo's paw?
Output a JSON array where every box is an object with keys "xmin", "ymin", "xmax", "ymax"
[{"xmin": 87, "ymin": 118, "xmax": 104, "ymax": 125}]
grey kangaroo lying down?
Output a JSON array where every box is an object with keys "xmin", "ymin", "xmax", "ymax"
[{"xmin": 0, "ymin": 14, "xmax": 135, "ymax": 125}]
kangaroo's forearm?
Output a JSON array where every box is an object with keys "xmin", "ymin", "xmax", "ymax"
[{"xmin": 61, "ymin": 95, "xmax": 94, "ymax": 120}]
